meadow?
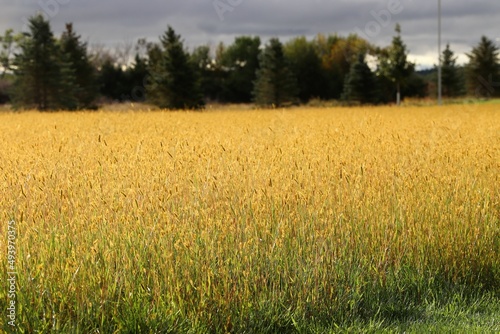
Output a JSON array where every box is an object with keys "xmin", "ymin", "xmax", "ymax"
[{"xmin": 1, "ymin": 104, "xmax": 499, "ymax": 333}]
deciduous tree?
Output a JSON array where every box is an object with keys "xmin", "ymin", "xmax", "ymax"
[{"xmin": 284, "ymin": 36, "xmax": 327, "ymax": 102}]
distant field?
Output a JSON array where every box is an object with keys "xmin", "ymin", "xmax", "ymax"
[{"xmin": 1, "ymin": 105, "xmax": 499, "ymax": 332}]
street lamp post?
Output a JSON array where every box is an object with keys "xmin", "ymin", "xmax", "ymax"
[{"xmin": 438, "ymin": 0, "xmax": 442, "ymax": 105}]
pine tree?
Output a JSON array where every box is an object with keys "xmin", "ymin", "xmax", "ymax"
[
  {"xmin": 466, "ymin": 36, "xmax": 500, "ymax": 98},
  {"xmin": 59, "ymin": 23, "xmax": 98, "ymax": 109},
  {"xmin": 341, "ymin": 53, "xmax": 378, "ymax": 104},
  {"xmin": 436, "ymin": 44, "xmax": 463, "ymax": 97},
  {"xmin": 378, "ymin": 24, "xmax": 414, "ymax": 105},
  {"xmin": 146, "ymin": 26, "xmax": 204, "ymax": 110},
  {"xmin": 253, "ymin": 38, "xmax": 298, "ymax": 107}
]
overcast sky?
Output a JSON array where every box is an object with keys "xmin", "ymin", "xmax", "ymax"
[{"xmin": 1, "ymin": 0, "xmax": 499, "ymax": 68}]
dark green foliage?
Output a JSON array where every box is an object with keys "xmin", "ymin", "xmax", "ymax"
[
  {"xmin": 127, "ymin": 54, "xmax": 148, "ymax": 102},
  {"xmin": 0, "ymin": 77, "xmax": 11, "ymax": 104},
  {"xmin": 341, "ymin": 53, "xmax": 378, "ymax": 104},
  {"xmin": 378, "ymin": 24, "xmax": 415, "ymax": 105},
  {"xmin": 437, "ymin": 44, "xmax": 464, "ymax": 97},
  {"xmin": 219, "ymin": 36, "xmax": 261, "ymax": 103},
  {"xmin": 403, "ymin": 73, "xmax": 429, "ymax": 99},
  {"xmin": 57, "ymin": 52, "xmax": 79, "ymax": 110},
  {"xmin": 59, "ymin": 23, "xmax": 98, "ymax": 109},
  {"xmin": 284, "ymin": 36, "xmax": 327, "ymax": 102},
  {"xmin": 146, "ymin": 26, "xmax": 204, "ymax": 110},
  {"xmin": 96, "ymin": 54, "xmax": 148, "ymax": 102},
  {"xmin": 466, "ymin": 36, "xmax": 500, "ymax": 98},
  {"xmin": 12, "ymin": 14, "xmax": 65, "ymax": 110},
  {"xmin": 12, "ymin": 16, "xmax": 97, "ymax": 110},
  {"xmin": 97, "ymin": 59, "xmax": 127, "ymax": 101},
  {"xmin": 191, "ymin": 45, "xmax": 224, "ymax": 102},
  {"xmin": 253, "ymin": 38, "xmax": 298, "ymax": 107}
]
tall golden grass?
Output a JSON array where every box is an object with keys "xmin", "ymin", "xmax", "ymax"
[{"xmin": 1, "ymin": 105, "xmax": 499, "ymax": 332}]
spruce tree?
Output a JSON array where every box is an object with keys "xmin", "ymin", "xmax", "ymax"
[
  {"xmin": 341, "ymin": 53, "xmax": 377, "ymax": 104},
  {"xmin": 57, "ymin": 51, "xmax": 79, "ymax": 110},
  {"xmin": 147, "ymin": 26, "xmax": 204, "ymax": 110},
  {"xmin": 12, "ymin": 15, "xmax": 86, "ymax": 110},
  {"xmin": 13, "ymin": 14, "xmax": 62, "ymax": 110},
  {"xmin": 466, "ymin": 36, "xmax": 500, "ymax": 98},
  {"xmin": 436, "ymin": 44, "xmax": 463, "ymax": 97},
  {"xmin": 378, "ymin": 24, "xmax": 414, "ymax": 105},
  {"xmin": 59, "ymin": 23, "xmax": 98, "ymax": 109},
  {"xmin": 253, "ymin": 38, "xmax": 298, "ymax": 107}
]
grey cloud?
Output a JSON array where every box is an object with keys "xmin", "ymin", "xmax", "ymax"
[{"xmin": 0, "ymin": 0, "xmax": 498, "ymax": 67}]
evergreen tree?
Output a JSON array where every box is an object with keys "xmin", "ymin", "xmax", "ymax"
[
  {"xmin": 378, "ymin": 24, "xmax": 414, "ymax": 105},
  {"xmin": 11, "ymin": 15, "xmax": 86, "ymax": 110},
  {"xmin": 436, "ymin": 44, "xmax": 463, "ymax": 97},
  {"xmin": 253, "ymin": 38, "xmax": 298, "ymax": 107},
  {"xmin": 146, "ymin": 26, "xmax": 204, "ymax": 110},
  {"xmin": 466, "ymin": 36, "xmax": 500, "ymax": 98},
  {"xmin": 341, "ymin": 53, "xmax": 378, "ymax": 104},
  {"xmin": 59, "ymin": 23, "xmax": 98, "ymax": 109},
  {"xmin": 57, "ymin": 51, "xmax": 79, "ymax": 110},
  {"xmin": 12, "ymin": 14, "xmax": 63, "ymax": 110}
]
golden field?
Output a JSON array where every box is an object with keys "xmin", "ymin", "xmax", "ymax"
[{"xmin": 1, "ymin": 105, "xmax": 499, "ymax": 332}]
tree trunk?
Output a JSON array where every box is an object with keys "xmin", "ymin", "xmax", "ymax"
[{"xmin": 396, "ymin": 82, "xmax": 401, "ymax": 106}]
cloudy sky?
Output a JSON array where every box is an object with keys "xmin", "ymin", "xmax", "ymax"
[{"xmin": 1, "ymin": 0, "xmax": 499, "ymax": 68}]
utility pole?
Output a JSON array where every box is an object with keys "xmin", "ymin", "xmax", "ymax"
[{"xmin": 438, "ymin": 0, "xmax": 443, "ymax": 105}]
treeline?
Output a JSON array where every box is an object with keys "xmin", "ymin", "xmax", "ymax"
[{"xmin": 0, "ymin": 14, "xmax": 499, "ymax": 110}]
